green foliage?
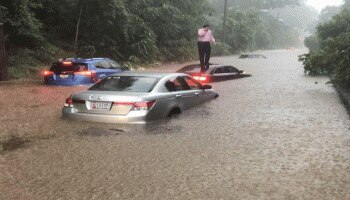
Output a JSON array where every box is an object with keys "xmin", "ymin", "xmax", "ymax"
[
  {"xmin": 3, "ymin": 0, "xmax": 210, "ymax": 63},
  {"xmin": 209, "ymin": 0, "xmax": 301, "ymax": 12},
  {"xmin": 254, "ymin": 30, "xmax": 272, "ymax": 49},
  {"xmin": 319, "ymin": 6, "xmax": 342, "ymax": 24},
  {"xmin": 224, "ymin": 10, "xmax": 260, "ymax": 52},
  {"xmin": 8, "ymin": 48, "xmax": 44, "ymax": 79},
  {"xmin": 2, "ymin": 0, "xmax": 305, "ymax": 79},
  {"xmin": 300, "ymin": 8, "xmax": 350, "ymax": 88},
  {"xmin": 4, "ymin": 0, "xmax": 43, "ymax": 47},
  {"xmin": 212, "ymin": 42, "xmax": 231, "ymax": 56},
  {"xmin": 7, "ymin": 45, "xmax": 73, "ymax": 79},
  {"xmin": 304, "ymin": 35, "xmax": 320, "ymax": 51}
]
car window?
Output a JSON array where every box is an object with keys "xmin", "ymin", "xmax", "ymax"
[
  {"xmin": 109, "ymin": 60, "xmax": 121, "ymax": 69},
  {"xmin": 214, "ymin": 67, "xmax": 225, "ymax": 74},
  {"xmin": 94, "ymin": 61, "xmax": 111, "ymax": 69},
  {"xmin": 89, "ymin": 76, "xmax": 159, "ymax": 92},
  {"xmin": 225, "ymin": 66, "xmax": 239, "ymax": 73},
  {"xmin": 165, "ymin": 77, "xmax": 187, "ymax": 92},
  {"xmin": 183, "ymin": 76, "xmax": 202, "ymax": 90},
  {"xmin": 49, "ymin": 62, "xmax": 88, "ymax": 74}
]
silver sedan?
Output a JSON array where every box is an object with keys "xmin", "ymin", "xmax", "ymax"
[{"xmin": 62, "ymin": 72, "xmax": 219, "ymax": 124}]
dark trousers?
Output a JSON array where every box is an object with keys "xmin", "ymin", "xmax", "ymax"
[{"xmin": 198, "ymin": 41, "xmax": 211, "ymax": 71}]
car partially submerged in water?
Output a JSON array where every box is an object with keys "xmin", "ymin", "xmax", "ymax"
[
  {"xmin": 62, "ymin": 72, "xmax": 219, "ymax": 124},
  {"xmin": 177, "ymin": 64, "xmax": 251, "ymax": 83},
  {"xmin": 239, "ymin": 54, "xmax": 267, "ymax": 59},
  {"xmin": 42, "ymin": 58, "xmax": 126, "ymax": 86}
]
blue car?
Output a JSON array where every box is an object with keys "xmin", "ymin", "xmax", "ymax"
[{"xmin": 42, "ymin": 58, "xmax": 126, "ymax": 86}]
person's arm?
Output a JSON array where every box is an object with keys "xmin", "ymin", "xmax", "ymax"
[{"xmin": 198, "ymin": 28, "xmax": 206, "ymax": 37}]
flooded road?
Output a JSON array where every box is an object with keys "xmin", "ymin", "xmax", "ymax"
[{"xmin": 1, "ymin": 49, "xmax": 350, "ymax": 199}]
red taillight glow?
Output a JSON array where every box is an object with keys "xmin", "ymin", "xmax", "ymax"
[
  {"xmin": 64, "ymin": 97, "xmax": 85, "ymax": 107},
  {"xmin": 113, "ymin": 101, "xmax": 156, "ymax": 111},
  {"xmin": 74, "ymin": 71, "xmax": 95, "ymax": 76},
  {"xmin": 193, "ymin": 75, "xmax": 207, "ymax": 81},
  {"xmin": 134, "ymin": 101, "xmax": 156, "ymax": 110},
  {"xmin": 65, "ymin": 97, "xmax": 73, "ymax": 107},
  {"xmin": 41, "ymin": 70, "xmax": 54, "ymax": 76},
  {"xmin": 198, "ymin": 76, "xmax": 207, "ymax": 81},
  {"xmin": 62, "ymin": 61, "xmax": 73, "ymax": 66}
]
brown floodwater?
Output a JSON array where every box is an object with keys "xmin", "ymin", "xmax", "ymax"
[{"xmin": 1, "ymin": 49, "xmax": 350, "ymax": 199}]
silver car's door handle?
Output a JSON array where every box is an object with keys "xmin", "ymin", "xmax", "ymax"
[{"xmin": 175, "ymin": 94, "xmax": 182, "ymax": 98}]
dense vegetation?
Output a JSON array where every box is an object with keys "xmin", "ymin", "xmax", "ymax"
[
  {"xmin": 1, "ymin": 0, "xmax": 306, "ymax": 79},
  {"xmin": 300, "ymin": 1, "xmax": 350, "ymax": 88}
]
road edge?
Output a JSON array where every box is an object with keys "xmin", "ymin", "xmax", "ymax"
[{"xmin": 335, "ymin": 85, "xmax": 350, "ymax": 115}]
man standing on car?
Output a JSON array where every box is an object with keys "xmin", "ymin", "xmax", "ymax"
[{"xmin": 198, "ymin": 24, "xmax": 216, "ymax": 72}]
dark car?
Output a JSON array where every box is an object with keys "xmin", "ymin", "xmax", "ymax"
[
  {"xmin": 177, "ymin": 64, "xmax": 251, "ymax": 83},
  {"xmin": 41, "ymin": 58, "xmax": 127, "ymax": 86},
  {"xmin": 239, "ymin": 54, "xmax": 267, "ymax": 59}
]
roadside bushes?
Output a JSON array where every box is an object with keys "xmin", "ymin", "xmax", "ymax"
[
  {"xmin": 304, "ymin": 35, "xmax": 320, "ymax": 51},
  {"xmin": 212, "ymin": 42, "xmax": 231, "ymax": 57},
  {"xmin": 7, "ymin": 45, "xmax": 72, "ymax": 79},
  {"xmin": 299, "ymin": 8, "xmax": 350, "ymax": 88}
]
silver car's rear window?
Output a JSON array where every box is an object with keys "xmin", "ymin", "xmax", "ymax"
[{"xmin": 89, "ymin": 76, "xmax": 159, "ymax": 92}]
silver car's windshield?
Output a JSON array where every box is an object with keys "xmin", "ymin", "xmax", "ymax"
[{"xmin": 89, "ymin": 76, "xmax": 159, "ymax": 92}]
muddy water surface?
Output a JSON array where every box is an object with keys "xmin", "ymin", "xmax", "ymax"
[{"xmin": 1, "ymin": 49, "xmax": 350, "ymax": 199}]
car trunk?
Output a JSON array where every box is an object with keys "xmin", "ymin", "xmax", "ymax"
[
  {"xmin": 71, "ymin": 91, "xmax": 146, "ymax": 115},
  {"xmin": 50, "ymin": 62, "xmax": 91, "ymax": 81}
]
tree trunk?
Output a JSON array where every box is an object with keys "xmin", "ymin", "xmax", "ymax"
[
  {"xmin": 74, "ymin": 4, "xmax": 83, "ymax": 57},
  {"xmin": 223, "ymin": 0, "xmax": 228, "ymax": 43},
  {"xmin": 0, "ymin": 22, "xmax": 8, "ymax": 81}
]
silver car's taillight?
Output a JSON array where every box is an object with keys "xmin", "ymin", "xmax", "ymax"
[
  {"xmin": 64, "ymin": 97, "xmax": 73, "ymax": 107},
  {"xmin": 113, "ymin": 101, "xmax": 156, "ymax": 111},
  {"xmin": 132, "ymin": 101, "xmax": 156, "ymax": 111},
  {"xmin": 64, "ymin": 97, "xmax": 85, "ymax": 108}
]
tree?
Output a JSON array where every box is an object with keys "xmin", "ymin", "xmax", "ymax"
[
  {"xmin": 3, "ymin": 0, "xmax": 43, "ymax": 47},
  {"xmin": 319, "ymin": 6, "xmax": 342, "ymax": 24},
  {"xmin": 223, "ymin": 10, "xmax": 260, "ymax": 52},
  {"xmin": 0, "ymin": 6, "xmax": 8, "ymax": 80},
  {"xmin": 209, "ymin": 0, "xmax": 301, "ymax": 13},
  {"xmin": 299, "ymin": 8, "xmax": 350, "ymax": 88}
]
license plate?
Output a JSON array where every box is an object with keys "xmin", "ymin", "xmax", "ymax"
[
  {"xmin": 60, "ymin": 74, "xmax": 69, "ymax": 79},
  {"xmin": 91, "ymin": 102, "xmax": 111, "ymax": 110}
]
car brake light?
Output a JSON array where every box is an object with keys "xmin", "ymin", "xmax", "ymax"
[
  {"xmin": 193, "ymin": 75, "xmax": 207, "ymax": 81},
  {"xmin": 74, "ymin": 71, "xmax": 95, "ymax": 76},
  {"xmin": 41, "ymin": 70, "xmax": 54, "ymax": 76},
  {"xmin": 64, "ymin": 97, "xmax": 73, "ymax": 107},
  {"xmin": 62, "ymin": 61, "xmax": 73, "ymax": 66},
  {"xmin": 64, "ymin": 97, "xmax": 85, "ymax": 107},
  {"xmin": 198, "ymin": 76, "xmax": 207, "ymax": 81},
  {"xmin": 133, "ymin": 101, "xmax": 156, "ymax": 111}
]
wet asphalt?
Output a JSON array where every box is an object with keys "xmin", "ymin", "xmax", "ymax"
[{"xmin": 1, "ymin": 49, "xmax": 350, "ymax": 199}]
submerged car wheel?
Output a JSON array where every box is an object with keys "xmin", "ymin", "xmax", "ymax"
[{"xmin": 168, "ymin": 108, "xmax": 181, "ymax": 118}]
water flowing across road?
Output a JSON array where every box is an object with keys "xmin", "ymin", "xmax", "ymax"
[{"xmin": 1, "ymin": 49, "xmax": 350, "ymax": 199}]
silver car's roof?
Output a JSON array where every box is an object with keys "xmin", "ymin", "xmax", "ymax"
[{"xmin": 109, "ymin": 72, "xmax": 187, "ymax": 78}]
